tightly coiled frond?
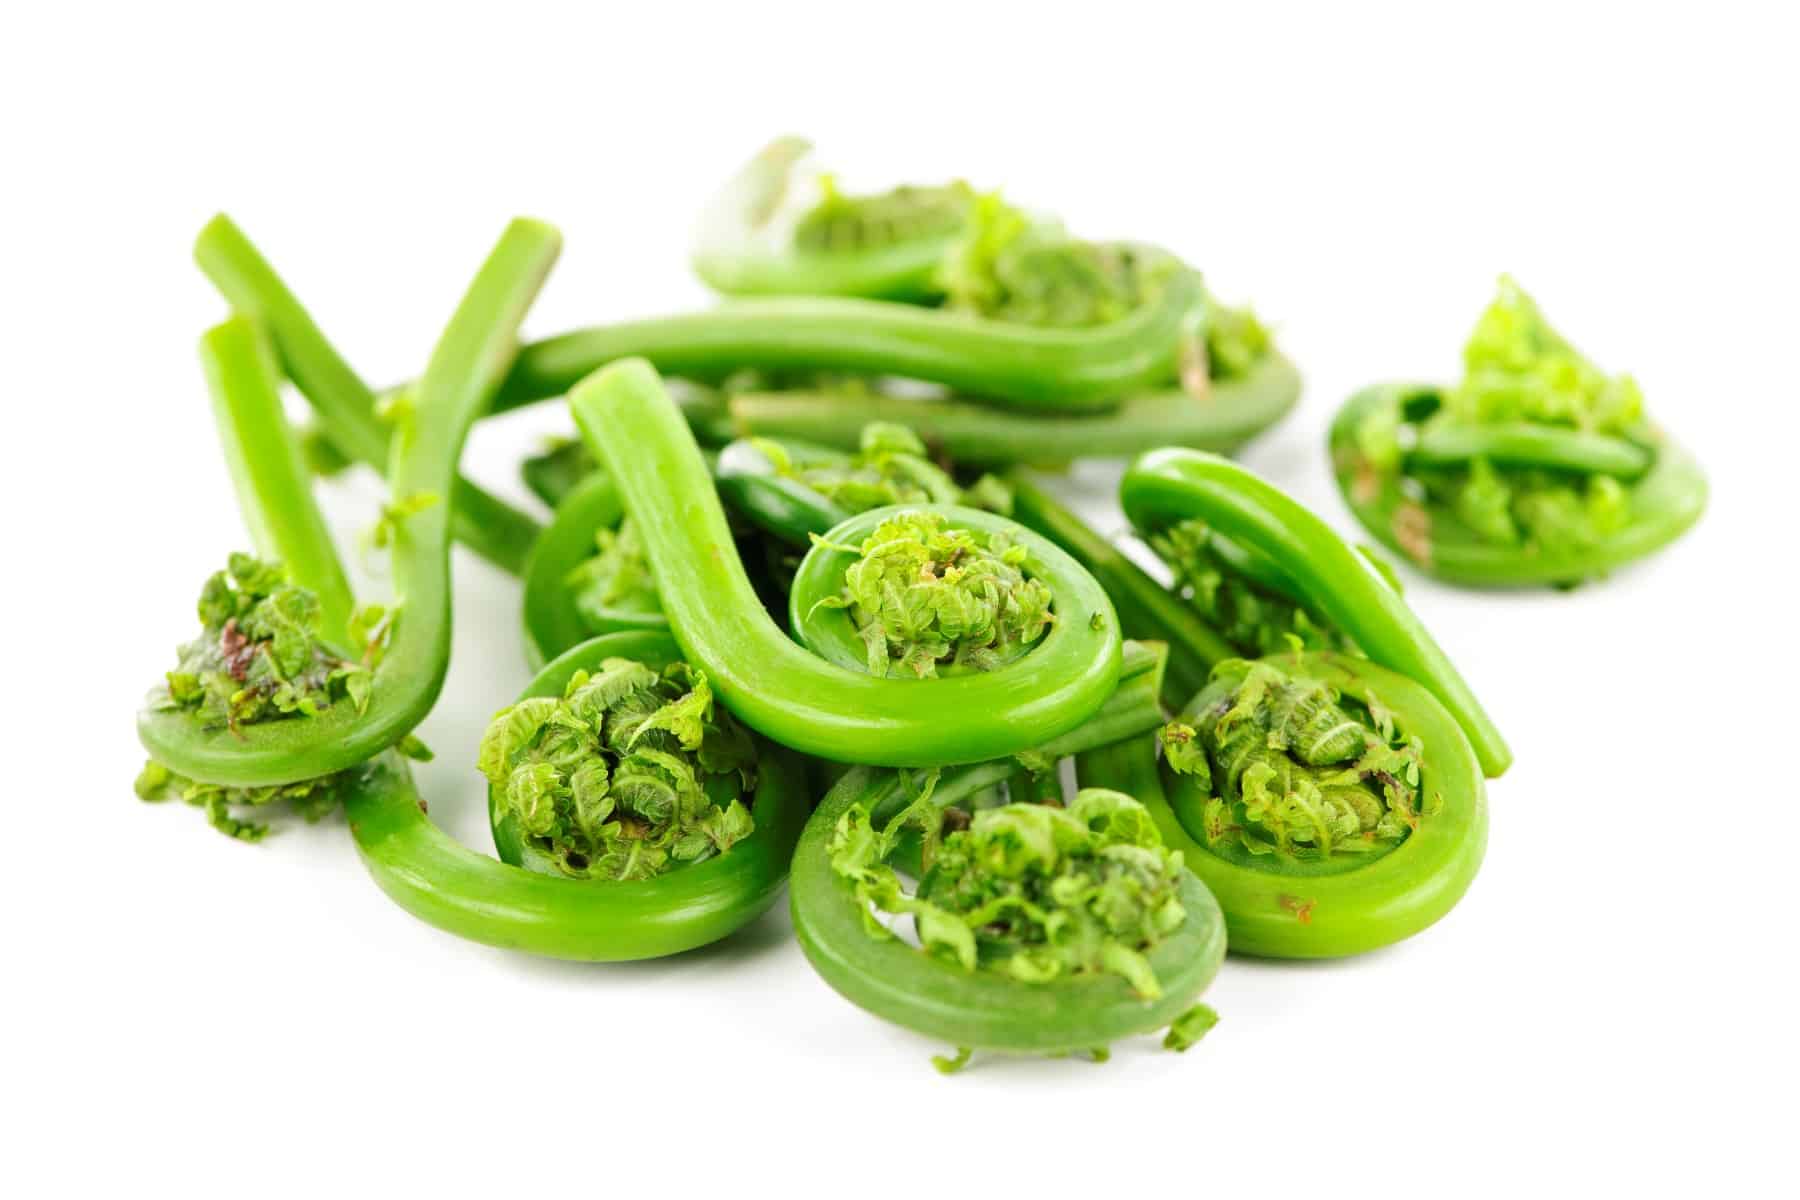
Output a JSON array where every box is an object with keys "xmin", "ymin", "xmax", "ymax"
[
  {"xmin": 1166, "ymin": 660, "xmax": 1428, "ymax": 861},
  {"xmin": 477, "ymin": 657, "xmax": 757, "ymax": 880},
  {"xmin": 809, "ymin": 509, "xmax": 1056, "ymax": 678},
  {"xmin": 1332, "ymin": 276, "xmax": 1705, "ymax": 586}
]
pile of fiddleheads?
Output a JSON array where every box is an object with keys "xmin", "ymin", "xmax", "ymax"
[
  {"xmin": 134, "ymin": 138, "xmax": 1712, "ymax": 1071},
  {"xmin": 1330, "ymin": 276, "xmax": 1708, "ymax": 587}
]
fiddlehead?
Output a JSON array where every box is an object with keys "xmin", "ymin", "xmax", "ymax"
[
  {"xmin": 692, "ymin": 136, "xmax": 975, "ymax": 300},
  {"xmin": 568, "ymin": 359, "xmax": 1124, "ymax": 767},
  {"xmin": 143, "ymin": 220, "xmax": 812, "ymax": 961},
  {"xmin": 477, "ymin": 653, "xmax": 757, "ymax": 881},
  {"xmin": 1167, "ymin": 661, "xmax": 1425, "ymax": 862},
  {"xmin": 800, "ymin": 509, "xmax": 1054, "ymax": 678},
  {"xmin": 1121, "ymin": 448, "xmax": 1511, "ymax": 778},
  {"xmin": 138, "ymin": 218, "xmax": 562, "ymax": 789},
  {"xmin": 1083, "ymin": 652, "xmax": 1488, "ymax": 958},
  {"xmin": 1330, "ymin": 276, "xmax": 1707, "ymax": 587},
  {"xmin": 346, "ymin": 630, "xmax": 811, "ymax": 961},
  {"xmin": 789, "ymin": 640, "xmax": 1227, "ymax": 1064}
]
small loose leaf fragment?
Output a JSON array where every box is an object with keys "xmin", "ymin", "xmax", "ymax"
[
  {"xmin": 1164, "ymin": 1004, "xmax": 1220, "ymax": 1052},
  {"xmin": 931, "ymin": 1046, "xmax": 974, "ymax": 1075}
]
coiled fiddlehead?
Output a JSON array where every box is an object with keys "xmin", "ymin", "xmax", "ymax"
[
  {"xmin": 346, "ymin": 629, "xmax": 810, "ymax": 961},
  {"xmin": 142, "ymin": 220, "xmax": 810, "ymax": 960},
  {"xmin": 1072, "ymin": 651, "xmax": 1487, "ymax": 959},
  {"xmin": 1121, "ymin": 449, "xmax": 1511, "ymax": 778},
  {"xmin": 138, "ymin": 219, "xmax": 562, "ymax": 789},
  {"xmin": 789, "ymin": 640, "xmax": 1227, "ymax": 1065},
  {"xmin": 1330, "ymin": 276, "xmax": 1707, "ymax": 587},
  {"xmin": 692, "ymin": 136, "xmax": 975, "ymax": 300},
  {"xmin": 677, "ymin": 138, "xmax": 1300, "ymax": 462},
  {"xmin": 567, "ymin": 359, "xmax": 1124, "ymax": 767}
]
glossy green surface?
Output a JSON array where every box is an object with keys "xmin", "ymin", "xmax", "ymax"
[
  {"xmin": 1409, "ymin": 419, "xmax": 1652, "ymax": 479},
  {"xmin": 194, "ymin": 213, "xmax": 542, "ymax": 574},
  {"xmin": 789, "ymin": 504, "xmax": 1116, "ymax": 681},
  {"xmin": 1330, "ymin": 383, "xmax": 1709, "ymax": 588},
  {"xmin": 1121, "ymin": 448, "xmax": 1512, "ymax": 777},
  {"xmin": 570, "ymin": 360, "xmax": 1123, "ymax": 768},
  {"xmin": 139, "ymin": 219, "xmax": 562, "ymax": 787},
  {"xmin": 1007, "ymin": 471, "xmax": 1234, "ymax": 708},
  {"xmin": 344, "ymin": 630, "xmax": 809, "ymax": 961},
  {"xmin": 713, "ymin": 350, "xmax": 1301, "ymax": 466},
  {"xmin": 713, "ymin": 437, "xmax": 852, "ymax": 544},
  {"xmin": 198, "ymin": 317, "xmax": 356, "ymax": 650},
  {"xmin": 692, "ymin": 136, "xmax": 962, "ymax": 300},
  {"xmin": 1080, "ymin": 654, "xmax": 1488, "ymax": 959},
  {"xmin": 788, "ymin": 640, "xmax": 1223, "ymax": 1053},
  {"xmin": 495, "ymin": 269, "xmax": 1203, "ymax": 415}
]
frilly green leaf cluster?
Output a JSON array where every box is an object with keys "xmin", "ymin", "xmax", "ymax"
[
  {"xmin": 151, "ymin": 553, "xmax": 371, "ymax": 732},
  {"xmin": 1452, "ymin": 274, "xmax": 1644, "ymax": 433},
  {"xmin": 476, "ymin": 657, "xmax": 757, "ymax": 881},
  {"xmin": 1150, "ymin": 519, "xmax": 1349, "ymax": 658},
  {"xmin": 1359, "ymin": 276, "xmax": 1647, "ymax": 556},
  {"xmin": 793, "ymin": 175, "xmax": 973, "ymax": 255},
  {"xmin": 936, "ymin": 192, "xmax": 1179, "ymax": 328},
  {"xmin": 1167, "ymin": 660, "xmax": 1430, "ymax": 860},
  {"xmin": 1202, "ymin": 294, "xmax": 1272, "ymax": 382},
  {"xmin": 827, "ymin": 783, "xmax": 1190, "ymax": 999},
  {"xmin": 565, "ymin": 518, "xmax": 664, "ymax": 632},
  {"xmin": 755, "ymin": 421, "xmax": 1012, "ymax": 516},
  {"xmin": 812, "ymin": 510, "xmax": 1054, "ymax": 677}
]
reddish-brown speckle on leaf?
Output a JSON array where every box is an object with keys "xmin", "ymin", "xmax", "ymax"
[{"xmin": 1278, "ymin": 894, "xmax": 1316, "ymax": 924}]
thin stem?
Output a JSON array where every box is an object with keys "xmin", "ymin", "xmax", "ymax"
[
  {"xmin": 194, "ymin": 214, "xmax": 542, "ymax": 574},
  {"xmin": 496, "ymin": 271, "xmax": 1204, "ymax": 414},
  {"xmin": 199, "ymin": 316, "xmax": 355, "ymax": 648},
  {"xmin": 716, "ymin": 351, "xmax": 1300, "ymax": 465},
  {"xmin": 140, "ymin": 218, "xmax": 563, "ymax": 787}
]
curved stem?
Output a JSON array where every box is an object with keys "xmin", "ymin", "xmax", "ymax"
[
  {"xmin": 787, "ymin": 505, "xmax": 1117, "ymax": 684},
  {"xmin": 569, "ymin": 360, "xmax": 1124, "ymax": 768},
  {"xmin": 1081, "ymin": 654, "xmax": 1489, "ymax": 959},
  {"xmin": 1409, "ymin": 420, "xmax": 1652, "ymax": 479},
  {"xmin": 1121, "ymin": 449, "xmax": 1512, "ymax": 777},
  {"xmin": 715, "ymin": 351, "xmax": 1300, "ymax": 465},
  {"xmin": 787, "ymin": 652, "xmax": 1222, "ymax": 1053},
  {"xmin": 691, "ymin": 136, "xmax": 961, "ymax": 300},
  {"xmin": 140, "ymin": 218, "xmax": 563, "ymax": 787},
  {"xmin": 495, "ymin": 271, "xmax": 1203, "ymax": 415},
  {"xmin": 1006, "ymin": 471, "xmax": 1235, "ymax": 709},
  {"xmin": 199, "ymin": 316, "xmax": 355, "ymax": 648},
  {"xmin": 712, "ymin": 437, "xmax": 853, "ymax": 544},
  {"xmin": 194, "ymin": 213, "xmax": 542, "ymax": 575},
  {"xmin": 344, "ymin": 630, "xmax": 809, "ymax": 961},
  {"xmin": 346, "ymin": 743, "xmax": 807, "ymax": 961},
  {"xmin": 1332, "ymin": 383, "xmax": 1708, "ymax": 588}
]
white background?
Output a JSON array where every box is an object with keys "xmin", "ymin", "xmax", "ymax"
[{"xmin": 7, "ymin": 3, "xmax": 1797, "ymax": 1195}]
